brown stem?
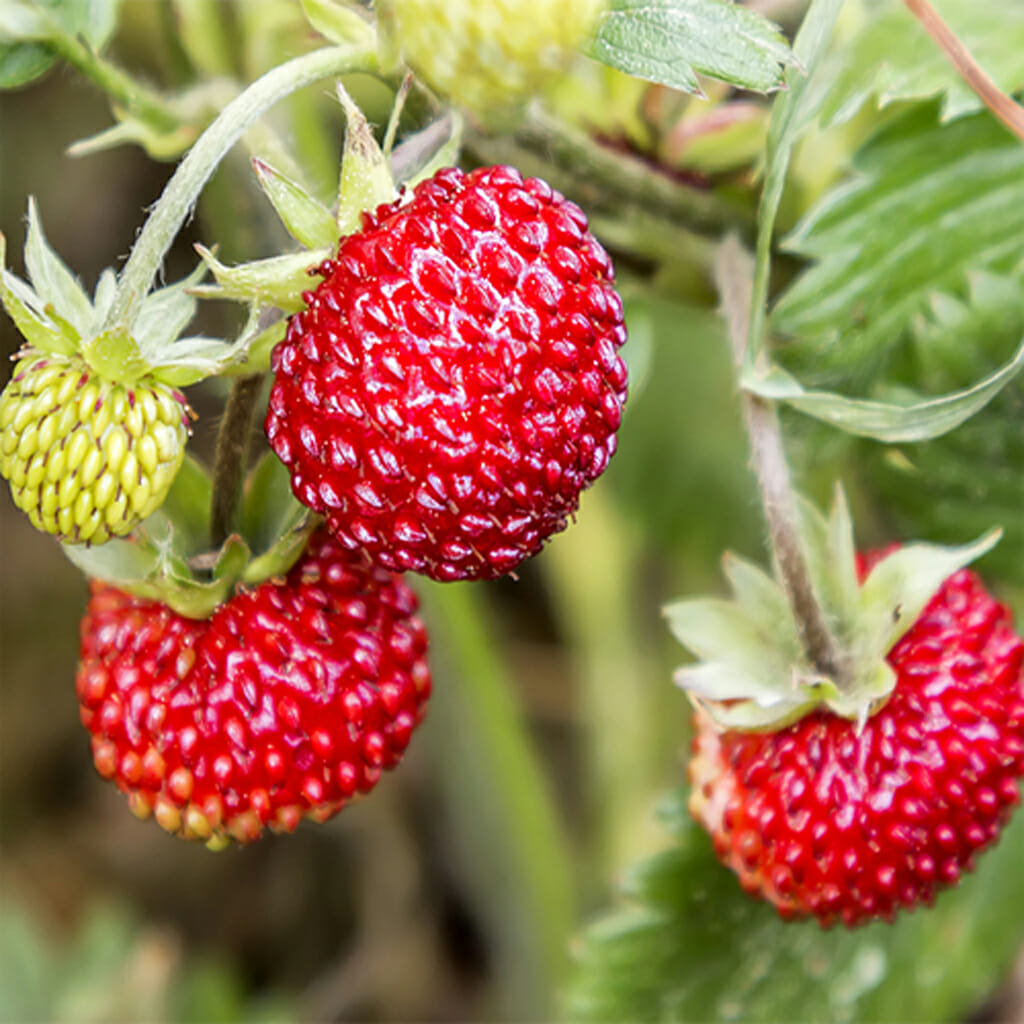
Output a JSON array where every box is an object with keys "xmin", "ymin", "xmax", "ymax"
[
  {"xmin": 210, "ymin": 374, "xmax": 263, "ymax": 548},
  {"xmin": 715, "ymin": 237, "xmax": 849, "ymax": 683},
  {"xmin": 904, "ymin": 0, "xmax": 1024, "ymax": 143}
]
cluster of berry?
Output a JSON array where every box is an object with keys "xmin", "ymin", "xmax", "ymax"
[{"xmin": 2, "ymin": 163, "xmax": 628, "ymax": 849}]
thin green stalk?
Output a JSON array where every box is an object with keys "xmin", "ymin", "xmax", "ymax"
[
  {"xmin": 745, "ymin": 0, "xmax": 845, "ymax": 373},
  {"xmin": 43, "ymin": 26, "xmax": 180, "ymax": 131},
  {"xmin": 210, "ymin": 375, "xmax": 264, "ymax": 548},
  {"xmin": 106, "ymin": 44, "xmax": 378, "ymax": 330},
  {"xmin": 468, "ymin": 108, "xmax": 751, "ymax": 235},
  {"xmin": 418, "ymin": 581, "xmax": 574, "ymax": 1021},
  {"xmin": 541, "ymin": 487, "xmax": 667, "ymax": 877}
]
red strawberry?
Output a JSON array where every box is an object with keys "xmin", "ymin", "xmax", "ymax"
[
  {"xmin": 76, "ymin": 528, "xmax": 430, "ymax": 848},
  {"xmin": 688, "ymin": 559, "xmax": 1024, "ymax": 928},
  {"xmin": 265, "ymin": 164, "xmax": 628, "ymax": 582}
]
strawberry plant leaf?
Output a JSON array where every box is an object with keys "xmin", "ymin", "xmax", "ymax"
[
  {"xmin": 773, "ymin": 105, "xmax": 1024, "ymax": 381},
  {"xmin": 741, "ymin": 335, "xmax": 1024, "ymax": 442},
  {"xmin": 587, "ymin": 0, "xmax": 794, "ymax": 96},
  {"xmin": 0, "ymin": 0, "xmax": 121, "ymax": 88},
  {"xmin": 566, "ymin": 791, "xmax": 1024, "ymax": 1022},
  {"xmin": 820, "ymin": 0, "xmax": 1024, "ymax": 126}
]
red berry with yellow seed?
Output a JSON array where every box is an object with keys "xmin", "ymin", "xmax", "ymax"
[{"xmin": 76, "ymin": 528, "xmax": 430, "ymax": 848}]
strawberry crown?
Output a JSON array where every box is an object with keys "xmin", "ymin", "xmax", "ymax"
[
  {"xmin": 190, "ymin": 83, "xmax": 461, "ymax": 319},
  {"xmin": 665, "ymin": 486, "xmax": 1001, "ymax": 732},
  {"xmin": 0, "ymin": 202, "xmax": 255, "ymax": 389}
]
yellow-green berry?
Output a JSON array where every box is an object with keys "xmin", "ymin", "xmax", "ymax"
[
  {"xmin": 0, "ymin": 353, "xmax": 191, "ymax": 544},
  {"xmin": 382, "ymin": 0, "xmax": 606, "ymax": 116}
]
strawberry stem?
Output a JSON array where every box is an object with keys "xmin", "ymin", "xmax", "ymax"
[
  {"xmin": 715, "ymin": 237, "xmax": 850, "ymax": 685},
  {"xmin": 904, "ymin": 0, "xmax": 1024, "ymax": 143},
  {"xmin": 210, "ymin": 374, "xmax": 264, "ymax": 548},
  {"xmin": 104, "ymin": 44, "xmax": 379, "ymax": 334}
]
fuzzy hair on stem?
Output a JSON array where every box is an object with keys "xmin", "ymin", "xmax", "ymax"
[{"xmin": 714, "ymin": 236, "xmax": 850, "ymax": 686}]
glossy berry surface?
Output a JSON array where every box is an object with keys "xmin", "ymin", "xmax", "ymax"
[
  {"xmin": 0, "ymin": 353, "xmax": 190, "ymax": 544},
  {"xmin": 76, "ymin": 529, "xmax": 431, "ymax": 848},
  {"xmin": 266, "ymin": 165, "xmax": 628, "ymax": 582},
  {"xmin": 382, "ymin": 0, "xmax": 605, "ymax": 116},
  {"xmin": 688, "ymin": 558, "xmax": 1024, "ymax": 928}
]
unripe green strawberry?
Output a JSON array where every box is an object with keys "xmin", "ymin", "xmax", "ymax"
[
  {"xmin": 0, "ymin": 353, "xmax": 191, "ymax": 544},
  {"xmin": 381, "ymin": 0, "xmax": 606, "ymax": 116}
]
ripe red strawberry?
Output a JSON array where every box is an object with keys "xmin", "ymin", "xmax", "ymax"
[
  {"xmin": 688, "ymin": 558, "xmax": 1024, "ymax": 928},
  {"xmin": 76, "ymin": 528, "xmax": 430, "ymax": 848},
  {"xmin": 265, "ymin": 164, "xmax": 628, "ymax": 582}
]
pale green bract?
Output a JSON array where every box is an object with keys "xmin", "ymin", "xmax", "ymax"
[{"xmin": 665, "ymin": 486, "xmax": 1001, "ymax": 731}]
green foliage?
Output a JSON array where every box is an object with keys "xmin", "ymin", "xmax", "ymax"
[
  {"xmin": 588, "ymin": 0, "xmax": 794, "ymax": 96},
  {"xmin": 0, "ymin": 899, "xmax": 289, "ymax": 1023},
  {"xmin": 774, "ymin": 104, "xmax": 1024, "ymax": 384},
  {"xmin": 566, "ymin": 790, "xmax": 1024, "ymax": 1023},
  {"xmin": 0, "ymin": 0, "xmax": 121, "ymax": 88},
  {"xmin": 821, "ymin": 0, "xmax": 1024, "ymax": 126},
  {"xmin": 863, "ymin": 271, "xmax": 1024, "ymax": 583}
]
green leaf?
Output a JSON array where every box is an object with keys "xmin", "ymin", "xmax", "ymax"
[
  {"xmin": 821, "ymin": 0, "xmax": 1024, "ymax": 126},
  {"xmin": 742, "ymin": 335, "xmax": 1024, "ymax": 442},
  {"xmin": 774, "ymin": 105, "xmax": 1024, "ymax": 379},
  {"xmin": 155, "ymin": 453, "xmax": 213, "ymax": 556},
  {"xmin": 252, "ymin": 158, "xmax": 339, "ymax": 251},
  {"xmin": 587, "ymin": 0, "xmax": 794, "ymax": 95},
  {"xmin": 0, "ymin": 41, "xmax": 55, "ymax": 88},
  {"xmin": 567, "ymin": 794, "xmax": 1024, "ymax": 1023}
]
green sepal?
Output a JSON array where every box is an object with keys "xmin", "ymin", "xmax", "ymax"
[
  {"xmin": 62, "ymin": 521, "xmax": 252, "ymax": 620},
  {"xmin": 336, "ymin": 82, "xmax": 396, "ymax": 237},
  {"xmin": 79, "ymin": 326, "xmax": 150, "ymax": 385},
  {"xmin": 300, "ymin": 0, "xmax": 375, "ymax": 49},
  {"xmin": 216, "ymin": 317, "xmax": 287, "ymax": 377},
  {"xmin": 667, "ymin": 485, "xmax": 1003, "ymax": 732},
  {"xmin": 0, "ymin": 233, "xmax": 78, "ymax": 357},
  {"xmin": 153, "ymin": 453, "xmax": 213, "ymax": 556},
  {"xmin": 191, "ymin": 244, "xmax": 330, "ymax": 312},
  {"xmin": 132, "ymin": 261, "xmax": 206, "ymax": 361},
  {"xmin": 67, "ymin": 116, "xmax": 198, "ymax": 161},
  {"xmin": 252, "ymin": 158, "xmax": 339, "ymax": 251},
  {"xmin": 25, "ymin": 197, "xmax": 94, "ymax": 335},
  {"xmin": 741, "ymin": 335, "xmax": 1024, "ymax": 443}
]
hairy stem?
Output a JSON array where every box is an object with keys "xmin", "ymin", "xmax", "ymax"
[
  {"xmin": 210, "ymin": 375, "xmax": 264, "ymax": 548},
  {"xmin": 467, "ymin": 107, "xmax": 752, "ymax": 236},
  {"xmin": 44, "ymin": 25, "xmax": 180, "ymax": 131},
  {"xmin": 905, "ymin": 0, "xmax": 1024, "ymax": 143},
  {"xmin": 716, "ymin": 237, "xmax": 848, "ymax": 683},
  {"xmin": 106, "ymin": 44, "xmax": 378, "ymax": 331}
]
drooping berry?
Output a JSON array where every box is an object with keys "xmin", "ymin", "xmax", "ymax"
[
  {"xmin": 688, "ymin": 560, "xmax": 1024, "ymax": 928},
  {"xmin": 265, "ymin": 164, "xmax": 628, "ymax": 582},
  {"xmin": 76, "ymin": 528, "xmax": 431, "ymax": 848},
  {"xmin": 0, "ymin": 353, "xmax": 190, "ymax": 544},
  {"xmin": 381, "ymin": 0, "xmax": 606, "ymax": 116}
]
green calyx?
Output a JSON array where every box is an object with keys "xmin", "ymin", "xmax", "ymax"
[
  {"xmin": 63, "ymin": 453, "xmax": 316, "ymax": 619},
  {"xmin": 189, "ymin": 83, "xmax": 462, "ymax": 344},
  {"xmin": 665, "ymin": 486, "xmax": 1001, "ymax": 732},
  {"xmin": 0, "ymin": 202, "xmax": 256, "ymax": 388}
]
